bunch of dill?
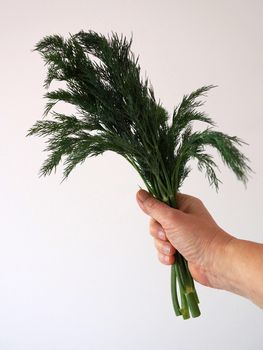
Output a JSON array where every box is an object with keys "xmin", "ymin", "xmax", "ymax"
[{"xmin": 27, "ymin": 30, "xmax": 251, "ymax": 319}]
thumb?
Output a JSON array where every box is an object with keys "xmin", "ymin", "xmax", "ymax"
[{"xmin": 136, "ymin": 189, "xmax": 178, "ymax": 227}]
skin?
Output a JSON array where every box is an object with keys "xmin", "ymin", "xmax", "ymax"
[{"xmin": 136, "ymin": 189, "xmax": 263, "ymax": 309}]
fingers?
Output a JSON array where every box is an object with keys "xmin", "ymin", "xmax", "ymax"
[
  {"xmin": 150, "ymin": 218, "xmax": 176, "ymax": 265},
  {"xmin": 157, "ymin": 252, "xmax": 175, "ymax": 265},
  {"xmin": 149, "ymin": 218, "xmax": 167, "ymax": 241},
  {"xmin": 154, "ymin": 238, "xmax": 176, "ymax": 257},
  {"xmin": 136, "ymin": 190, "xmax": 181, "ymax": 266}
]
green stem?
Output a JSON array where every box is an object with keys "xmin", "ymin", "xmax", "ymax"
[
  {"xmin": 170, "ymin": 253, "xmax": 200, "ymax": 319},
  {"xmin": 174, "ymin": 262, "xmax": 190, "ymax": 319},
  {"xmin": 171, "ymin": 264, "xmax": 181, "ymax": 316},
  {"xmin": 182, "ymin": 257, "xmax": 200, "ymax": 304},
  {"xmin": 177, "ymin": 253, "xmax": 200, "ymax": 318}
]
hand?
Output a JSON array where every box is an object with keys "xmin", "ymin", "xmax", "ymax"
[
  {"xmin": 136, "ymin": 189, "xmax": 263, "ymax": 308},
  {"xmin": 136, "ymin": 189, "xmax": 233, "ymax": 287}
]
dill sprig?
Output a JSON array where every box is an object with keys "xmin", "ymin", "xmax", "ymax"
[{"xmin": 27, "ymin": 30, "xmax": 251, "ymax": 319}]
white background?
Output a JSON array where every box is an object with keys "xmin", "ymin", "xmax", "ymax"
[{"xmin": 1, "ymin": 0, "xmax": 263, "ymax": 349}]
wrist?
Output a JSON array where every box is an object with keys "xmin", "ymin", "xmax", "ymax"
[
  {"xmin": 203, "ymin": 234, "xmax": 263, "ymax": 309},
  {"xmin": 203, "ymin": 228, "xmax": 238, "ymax": 290}
]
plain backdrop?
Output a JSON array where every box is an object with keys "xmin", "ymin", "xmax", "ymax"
[{"xmin": 1, "ymin": 0, "xmax": 263, "ymax": 349}]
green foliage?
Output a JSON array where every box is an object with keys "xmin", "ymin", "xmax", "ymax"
[
  {"xmin": 27, "ymin": 30, "xmax": 252, "ymax": 318},
  {"xmin": 27, "ymin": 30, "xmax": 251, "ymax": 198}
]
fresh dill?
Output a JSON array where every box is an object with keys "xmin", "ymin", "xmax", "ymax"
[{"xmin": 27, "ymin": 30, "xmax": 251, "ymax": 319}]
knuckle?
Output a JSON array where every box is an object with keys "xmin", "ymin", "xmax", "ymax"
[
  {"xmin": 153, "ymin": 238, "xmax": 161, "ymax": 251},
  {"xmin": 150, "ymin": 224, "xmax": 160, "ymax": 238},
  {"xmin": 195, "ymin": 197, "xmax": 203, "ymax": 205},
  {"xmin": 149, "ymin": 228, "xmax": 155, "ymax": 237},
  {"xmin": 177, "ymin": 193, "xmax": 203, "ymax": 211},
  {"xmin": 149, "ymin": 220, "xmax": 157, "ymax": 236},
  {"xmin": 189, "ymin": 195, "xmax": 203, "ymax": 207}
]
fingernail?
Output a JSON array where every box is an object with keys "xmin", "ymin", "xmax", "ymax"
[
  {"xmin": 164, "ymin": 245, "xmax": 170, "ymax": 254},
  {"xmin": 137, "ymin": 189, "xmax": 150, "ymax": 203},
  {"xmin": 164, "ymin": 255, "xmax": 170, "ymax": 262},
  {"xmin": 160, "ymin": 254, "xmax": 170, "ymax": 263},
  {"xmin": 158, "ymin": 229, "xmax": 166, "ymax": 240}
]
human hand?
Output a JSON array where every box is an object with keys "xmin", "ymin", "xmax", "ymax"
[{"xmin": 136, "ymin": 189, "xmax": 233, "ymax": 288}]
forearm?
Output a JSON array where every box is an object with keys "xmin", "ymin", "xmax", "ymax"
[{"xmin": 208, "ymin": 235, "xmax": 263, "ymax": 308}]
